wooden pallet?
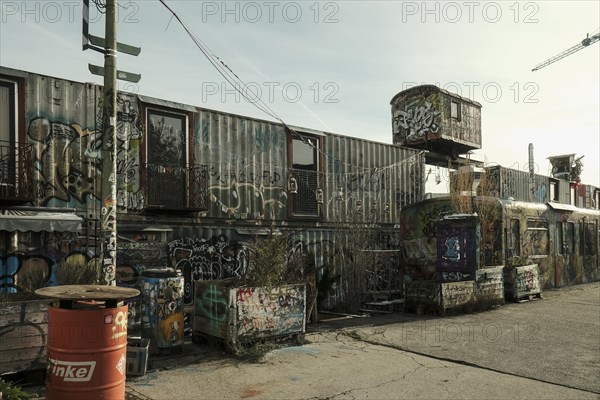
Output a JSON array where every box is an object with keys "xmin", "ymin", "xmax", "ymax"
[
  {"xmin": 515, "ymin": 292, "xmax": 543, "ymax": 303},
  {"xmin": 362, "ymin": 299, "xmax": 405, "ymax": 314}
]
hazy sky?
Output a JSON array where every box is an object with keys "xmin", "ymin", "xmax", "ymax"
[{"xmin": 1, "ymin": 0, "xmax": 598, "ymax": 192}]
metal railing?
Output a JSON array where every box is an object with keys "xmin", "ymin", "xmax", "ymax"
[
  {"xmin": 145, "ymin": 163, "xmax": 208, "ymax": 211},
  {"xmin": 0, "ymin": 141, "xmax": 35, "ymax": 203}
]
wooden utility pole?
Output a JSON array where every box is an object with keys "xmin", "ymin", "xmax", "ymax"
[
  {"xmin": 100, "ymin": 0, "xmax": 118, "ymax": 285},
  {"xmin": 83, "ymin": 0, "xmax": 140, "ymax": 285}
]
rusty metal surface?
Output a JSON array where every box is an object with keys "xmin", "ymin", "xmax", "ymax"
[
  {"xmin": 488, "ymin": 165, "xmax": 550, "ymax": 203},
  {"xmin": 390, "ymin": 85, "xmax": 482, "ymax": 154}
]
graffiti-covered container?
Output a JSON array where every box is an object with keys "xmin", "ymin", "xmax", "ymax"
[
  {"xmin": 140, "ymin": 269, "xmax": 184, "ymax": 352},
  {"xmin": 436, "ymin": 214, "xmax": 480, "ymax": 283},
  {"xmin": 45, "ymin": 304, "xmax": 129, "ymax": 400},
  {"xmin": 390, "ymin": 84, "xmax": 482, "ymax": 158}
]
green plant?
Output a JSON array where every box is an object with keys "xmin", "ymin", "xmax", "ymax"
[
  {"xmin": 0, "ymin": 378, "xmax": 30, "ymax": 400},
  {"xmin": 17, "ymin": 266, "xmax": 49, "ymax": 293},
  {"xmin": 56, "ymin": 256, "xmax": 98, "ymax": 286},
  {"xmin": 449, "ymin": 162, "xmax": 502, "ymax": 267},
  {"xmin": 245, "ymin": 228, "xmax": 289, "ymax": 288}
]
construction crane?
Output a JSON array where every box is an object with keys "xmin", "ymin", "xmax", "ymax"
[{"xmin": 532, "ymin": 31, "xmax": 600, "ymax": 71}]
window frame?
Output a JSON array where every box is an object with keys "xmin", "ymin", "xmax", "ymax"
[
  {"xmin": 141, "ymin": 104, "xmax": 196, "ymax": 210},
  {"xmin": 450, "ymin": 101, "xmax": 461, "ymax": 121},
  {"xmin": 287, "ymin": 129, "xmax": 324, "ymax": 219},
  {"xmin": 525, "ymin": 218, "xmax": 549, "ymax": 257},
  {"xmin": 549, "ymin": 178, "xmax": 559, "ymax": 202},
  {"xmin": 0, "ymin": 75, "xmax": 27, "ymax": 201}
]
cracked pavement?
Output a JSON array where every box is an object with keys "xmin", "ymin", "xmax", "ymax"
[{"xmin": 124, "ymin": 283, "xmax": 599, "ymax": 399}]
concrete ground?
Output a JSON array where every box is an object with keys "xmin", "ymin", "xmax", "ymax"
[{"xmin": 19, "ymin": 282, "xmax": 600, "ymax": 399}]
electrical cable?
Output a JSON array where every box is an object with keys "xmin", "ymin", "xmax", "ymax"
[{"xmin": 158, "ymin": 0, "xmax": 424, "ymax": 176}]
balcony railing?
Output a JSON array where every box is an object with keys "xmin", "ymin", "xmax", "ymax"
[
  {"xmin": 0, "ymin": 141, "xmax": 35, "ymax": 204},
  {"xmin": 145, "ymin": 163, "xmax": 208, "ymax": 212}
]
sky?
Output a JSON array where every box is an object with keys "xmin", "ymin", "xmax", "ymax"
[{"xmin": 1, "ymin": 0, "xmax": 599, "ymax": 193}]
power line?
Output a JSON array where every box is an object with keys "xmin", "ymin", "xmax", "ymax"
[{"xmin": 157, "ymin": 0, "xmax": 424, "ymax": 174}]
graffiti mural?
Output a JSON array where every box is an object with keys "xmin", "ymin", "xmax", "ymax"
[
  {"xmin": 393, "ymin": 97, "xmax": 440, "ymax": 141},
  {"xmin": 28, "ymin": 117, "xmax": 101, "ymax": 207},
  {"xmin": 0, "ymin": 248, "xmax": 98, "ymax": 294},
  {"xmin": 236, "ymin": 285, "xmax": 306, "ymax": 338},
  {"xmin": 168, "ymin": 235, "xmax": 249, "ymax": 305},
  {"xmin": 140, "ymin": 271, "xmax": 184, "ymax": 349},
  {"xmin": 193, "ymin": 282, "xmax": 306, "ymax": 343},
  {"xmin": 436, "ymin": 216, "xmax": 479, "ymax": 283}
]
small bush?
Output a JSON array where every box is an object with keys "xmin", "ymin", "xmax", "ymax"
[
  {"xmin": 56, "ymin": 256, "xmax": 98, "ymax": 285},
  {"xmin": 0, "ymin": 378, "xmax": 30, "ymax": 400}
]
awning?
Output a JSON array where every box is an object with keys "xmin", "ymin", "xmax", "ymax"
[
  {"xmin": 547, "ymin": 202, "xmax": 578, "ymax": 212},
  {"xmin": 0, "ymin": 209, "xmax": 82, "ymax": 232}
]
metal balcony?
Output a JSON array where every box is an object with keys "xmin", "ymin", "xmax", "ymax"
[
  {"xmin": 0, "ymin": 141, "xmax": 35, "ymax": 204},
  {"xmin": 145, "ymin": 163, "xmax": 208, "ymax": 212}
]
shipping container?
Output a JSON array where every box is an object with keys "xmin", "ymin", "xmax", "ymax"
[{"xmin": 390, "ymin": 85, "xmax": 482, "ymax": 158}]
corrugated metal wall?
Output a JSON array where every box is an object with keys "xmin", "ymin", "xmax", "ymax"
[
  {"xmin": 194, "ymin": 107, "xmax": 423, "ymax": 224},
  {"xmin": 195, "ymin": 109, "xmax": 288, "ymax": 220},
  {"xmin": 24, "ymin": 73, "xmax": 100, "ymax": 209},
  {"xmin": 322, "ymin": 134, "xmax": 423, "ymax": 224},
  {"xmin": 489, "ymin": 166, "xmax": 550, "ymax": 203}
]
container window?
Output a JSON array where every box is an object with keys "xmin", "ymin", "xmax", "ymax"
[
  {"xmin": 556, "ymin": 222, "xmax": 563, "ymax": 255},
  {"xmin": 0, "ymin": 80, "xmax": 16, "ymax": 198},
  {"xmin": 288, "ymin": 131, "xmax": 322, "ymax": 217},
  {"xmin": 451, "ymin": 101, "xmax": 461, "ymax": 121},
  {"xmin": 581, "ymin": 222, "xmax": 597, "ymax": 256},
  {"xmin": 549, "ymin": 179, "xmax": 559, "ymax": 202},
  {"xmin": 145, "ymin": 108, "xmax": 190, "ymax": 209},
  {"xmin": 566, "ymin": 222, "xmax": 575, "ymax": 254},
  {"xmin": 525, "ymin": 219, "xmax": 549, "ymax": 256},
  {"xmin": 510, "ymin": 218, "xmax": 520, "ymax": 257}
]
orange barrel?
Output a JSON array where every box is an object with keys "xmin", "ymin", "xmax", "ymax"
[
  {"xmin": 141, "ymin": 269, "xmax": 184, "ymax": 351},
  {"xmin": 46, "ymin": 302, "xmax": 129, "ymax": 400}
]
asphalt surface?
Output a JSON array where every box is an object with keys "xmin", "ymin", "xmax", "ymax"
[{"xmin": 17, "ymin": 282, "xmax": 600, "ymax": 399}]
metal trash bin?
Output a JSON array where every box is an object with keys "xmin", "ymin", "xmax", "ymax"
[
  {"xmin": 35, "ymin": 285, "xmax": 139, "ymax": 400},
  {"xmin": 140, "ymin": 268, "xmax": 184, "ymax": 352}
]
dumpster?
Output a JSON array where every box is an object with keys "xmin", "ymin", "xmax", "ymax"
[
  {"xmin": 35, "ymin": 285, "xmax": 139, "ymax": 400},
  {"xmin": 140, "ymin": 269, "xmax": 184, "ymax": 353}
]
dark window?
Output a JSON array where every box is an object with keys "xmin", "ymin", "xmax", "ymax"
[
  {"xmin": 556, "ymin": 222, "xmax": 563, "ymax": 255},
  {"xmin": 566, "ymin": 222, "xmax": 575, "ymax": 255},
  {"xmin": 0, "ymin": 80, "xmax": 16, "ymax": 197},
  {"xmin": 146, "ymin": 109, "xmax": 188, "ymax": 209},
  {"xmin": 510, "ymin": 218, "xmax": 520, "ymax": 257},
  {"xmin": 581, "ymin": 222, "xmax": 597, "ymax": 256},
  {"xmin": 451, "ymin": 101, "xmax": 461, "ymax": 121},
  {"xmin": 549, "ymin": 179, "xmax": 559, "ymax": 202},
  {"xmin": 594, "ymin": 189, "xmax": 599, "ymax": 210},
  {"xmin": 288, "ymin": 132, "xmax": 322, "ymax": 217}
]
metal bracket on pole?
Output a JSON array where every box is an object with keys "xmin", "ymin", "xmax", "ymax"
[
  {"xmin": 89, "ymin": 64, "xmax": 142, "ymax": 83},
  {"xmin": 83, "ymin": 0, "xmax": 142, "ymax": 56}
]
